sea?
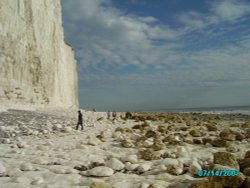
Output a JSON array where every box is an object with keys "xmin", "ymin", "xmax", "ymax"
[{"xmin": 147, "ymin": 105, "xmax": 250, "ymax": 115}]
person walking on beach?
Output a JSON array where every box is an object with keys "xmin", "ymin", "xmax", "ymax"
[
  {"xmin": 107, "ymin": 110, "xmax": 111, "ymax": 120},
  {"xmin": 112, "ymin": 111, "xmax": 117, "ymax": 121},
  {"xmin": 76, "ymin": 110, "xmax": 83, "ymax": 130}
]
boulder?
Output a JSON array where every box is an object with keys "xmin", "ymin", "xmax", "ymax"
[
  {"xmin": 152, "ymin": 141, "xmax": 165, "ymax": 151},
  {"xmin": 234, "ymin": 132, "xmax": 245, "ymax": 141},
  {"xmin": 213, "ymin": 152, "xmax": 239, "ymax": 169},
  {"xmin": 206, "ymin": 124, "xmax": 218, "ymax": 131},
  {"xmin": 245, "ymin": 150, "xmax": 250, "ymax": 159},
  {"xmin": 202, "ymin": 137, "xmax": 212, "ymax": 145},
  {"xmin": 31, "ymin": 177, "xmax": 44, "ymax": 185},
  {"xmin": 167, "ymin": 163, "xmax": 183, "ymax": 175},
  {"xmin": 121, "ymin": 139, "xmax": 134, "ymax": 148},
  {"xmin": 161, "ymin": 151, "xmax": 176, "ymax": 159},
  {"xmin": 139, "ymin": 149, "xmax": 161, "ymax": 160},
  {"xmin": 17, "ymin": 141, "xmax": 28, "ymax": 148},
  {"xmin": 121, "ymin": 155, "xmax": 138, "ymax": 163},
  {"xmin": 219, "ymin": 129, "xmax": 236, "ymax": 141},
  {"xmin": 20, "ymin": 163, "xmax": 34, "ymax": 171},
  {"xmin": 189, "ymin": 130, "xmax": 205, "ymax": 137},
  {"xmin": 189, "ymin": 181, "xmax": 223, "ymax": 188},
  {"xmin": 124, "ymin": 162, "xmax": 139, "ymax": 171},
  {"xmin": 88, "ymin": 137, "xmax": 102, "ymax": 146},
  {"xmin": 163, "ymin": 135, "xmax": 181, "ymax": 144},
  {"xmin": 193, "ymin": 139, "xmax": 202, "ymax": 144},
  {"xmin": 87, "ymin": 166, "xmax": 113, "ymax": 177},
  {"xmin": 63, "ymin": 126, "xmax": 72, "ymax": 133},
  {"xmin": 238, "ymin": 158, "xmax": 250, "ymax": 172},
  {"xmin": 211, "ymin": 139, "xmax": 228, "ymax": 147},
  {"xmin": 90, "ymin": 182, "xmax": 114, "ymax": 188},
  {"xmin": 53, "ymin": 124, "xmax": 63, "ymax": 130},
  {"xmin": 243, "ymin": 167, "xmax": 250, "ymax": 176},
  {"xmin": 137, "ymin": 163, "xmax": 151, "ymax": 173},
  {"xmin": 105, "ymin": 158, "xmax": 124, "ymax": 171},
  {"xmin": 145, "ymin": 130, "xmax": 157, "ymax": 138},
  {"xmin": 208, "ymin": 164, "xmax": 245, "ymax": 187},
  {"xmin": 242, "ymin": 177, "xmax": 250, "ymax": 188},
  {"xmin": 226, "ymin": 144, "xmax": 239, "ymax": 153},
  {"xmin": 33, "ymin": 158, "xmax": 48, "ymax": 165}
]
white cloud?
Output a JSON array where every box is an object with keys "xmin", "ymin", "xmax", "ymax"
[
  {"xmin": 62, "ymin": 0, "xmax": 183, "ymax": 71},
  {"xmin": 62, "ymin": 0, "xmax": 250, "ymax": 109},
  {"xmin": 178, "ymin": 0, "xmax": 250, "ymax": 30},
  {"xmin": 178, "ymin": 11, "xmax": 207, "ymax": 29},
  {"xmin": 212, "ymin": 0, "xmax": 250, "ymax": 22}
]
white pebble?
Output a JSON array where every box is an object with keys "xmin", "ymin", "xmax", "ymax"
[
  {"xmin": 125, "ymin": 162, "xmax": 139, "ymax": 171},
  {"xmin": 137, "ymin": 163, "xmax": 151, "ymax": 173},
  {"xmin": 17, "ymin": 141, "xmax": 28, "ymax": 148},
  {"xmin": 87, "ymin": 166, "xmax": 114, "ymax": 177},
  {"xmin": 20, "ymin": 163, "xmax": 33, "ymax": 171},
  {"xmin": 87, "ymin": 137, "xmax": 102, "ymax": 146},
  {"xmin": 63, "ymin": 127, "xmax": 72, "ymax": 133},
  {"xmin": 105, "ymin": 158, "xmax": 124, "ymax": 171},
  {"xmin": 121, "ymin": 155, "xmax": 138, "ymax": 163},
  {"xmin": 33, "ymin": 158, "xmax": 48, "ymax": 165},
  {"xmin": 31, "ymin": 177, "xmax": 44, "ymax": 185}
]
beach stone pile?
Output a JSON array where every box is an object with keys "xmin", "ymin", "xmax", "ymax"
[
  {"xmin": 0, "ymin": 109, "xmax": 78, "ymax": 142},
  {"xmin": 103, "ymin": 112, "xmax": 250, "ymax": 187},
  {"xmin": 1, "ymin": 110, "xmax": 250, "ymax": 188}
]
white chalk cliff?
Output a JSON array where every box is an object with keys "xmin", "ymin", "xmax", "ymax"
[{"xmin": 0, "ymin": 0, "xmax": 78, "ymax": 109}]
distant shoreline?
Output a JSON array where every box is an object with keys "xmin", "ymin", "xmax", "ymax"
[{"xmin": 138, "ymin": 105, "xmax": 250, "ymax": 113}]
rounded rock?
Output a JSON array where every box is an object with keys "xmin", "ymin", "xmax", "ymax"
[
  {"xmin": 31, "ymin": 177, "xmax": 44, "ymax": 185},
  {"xmin": 125, "ymin": 162, "xmax": 139, "ymax": 171},
  {"xmin": 243, "ymin": 167, "xmax": 250, "ymax": 176},
  {"xmin": 137, "ymin": 163, "xmax": 151, "ymax": 173},
  {"xmin": 88, "ymin": 137, "xmax": 102, "ymax": 146},
  {"xmin": 88, "ymin": 166, "xmax": 114, "ymax": 177},
  {"xmin": 105, "ymin": 158, "xmax": 124, "ymax": 171},
  {"xmin": 20, "ymin": 163, "xmax": 33, "ymax": 171},
  {"xmin": 63, "ymin": 126, "xmax": 72, "ymax": 133},
  {"xmin": 90, "ymin": 182, "xmax": 114, "ymax": 188},
  {"xmin": 121, "ymin": 155, "xmax": 138, "ymax": 163}
]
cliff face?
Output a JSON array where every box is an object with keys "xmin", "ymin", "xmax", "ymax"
[{"xmin": 0, "ymin": 0, "xmax": 78, "ymax": 109}]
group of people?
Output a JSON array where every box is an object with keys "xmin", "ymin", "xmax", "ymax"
[
  {"xmin": 107, "ymin": 111, "xmax": 132, "ymax": 121},
  {"xmin": 107, "ymin": 111, "xmax": 116, "ymax": 120},
  {"xmin": 75, "ymin": 110, "xmax": 133, "ymax": 130}
]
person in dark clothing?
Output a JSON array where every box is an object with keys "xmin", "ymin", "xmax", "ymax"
[
  {"xmin": 125, "ymin": 112, "xmax": 132, "ymax": 119},
  {"xmin": 76, "ymin": 110, "xmax": 83, "ymax": 130}
]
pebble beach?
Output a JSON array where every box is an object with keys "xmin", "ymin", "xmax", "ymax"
[{"xmin": 0, "ymin": 109, "xmax": 250, "ymax": 188}]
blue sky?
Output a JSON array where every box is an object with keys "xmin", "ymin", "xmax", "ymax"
[{"xmin": 61, "ymin": 0, "xmax": 250, "ymax": 111}]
